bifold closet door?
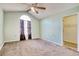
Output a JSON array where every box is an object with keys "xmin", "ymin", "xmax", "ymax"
[{"xmin": 63, "ymin": 15, "xmax": 77, "ymax": 44}]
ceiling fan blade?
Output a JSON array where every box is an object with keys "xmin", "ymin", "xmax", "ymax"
[
  {"xmin": 32, "ymin": 3, "xmax": 38, "ymax": 6},
  {"xmin": 31, "ymin": 7, "xmax": 38, "ymax": 14},
  {"xmin": 35, "ymin": 9, "xmax": 39, "ymax": 14},
  {"xmin": 26, "ymin": 8, "xmax": 31, "ymax": 12},
  {"xmin": 35, "ymin": 6, "xmax": 46, "ymax": 10}
]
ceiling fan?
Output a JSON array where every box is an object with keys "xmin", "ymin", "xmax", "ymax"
[{"xmin": 26, "ymin": 3, "xmax": 46, "ymax": 14}]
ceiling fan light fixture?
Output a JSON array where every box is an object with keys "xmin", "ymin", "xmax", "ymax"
[
  {"xmin": 26, "ymin": 3, "xmax": 46, "ymax": 14},
  {"xmin": 31, "ymin": 7, "xmax": 35, "ymax": 13}
]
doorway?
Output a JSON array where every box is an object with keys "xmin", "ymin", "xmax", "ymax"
[
  {"xmin": 20, "ymin": 15, "xmax": 32, "ymax": 41},
  {"xmin": 63, "ymin": 14, "xmax": 77, "ymax": 50}
]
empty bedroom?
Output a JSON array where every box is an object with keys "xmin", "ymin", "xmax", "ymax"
[{"xmin": 0, "ymin": 3, "xmax": 79, "ymax": 56}]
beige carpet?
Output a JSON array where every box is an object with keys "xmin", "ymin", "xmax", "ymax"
[{"xmin": 0, "ymin": 39, "xmax": 79, "ymax": 56}]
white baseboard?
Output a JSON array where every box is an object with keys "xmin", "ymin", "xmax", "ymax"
[
  {"xmin": 0, "ymin": 42, "xmax": 4, "ymax": 50},
  {"xmin": 32, "ymin": 37, "xmax": 40, "ymax": 39},
  {"xmin": 52, "ymin": 41, "xmax": 62, "ymax": 46},
  {"xmin": 44, "ymin": 39, "xmax": 62, "ymax": 46},
  {"xmin": 32, "ymin": 38, "xmax": 41, "ymax": 40},
  {"xmin": 4, "ymin": 40, "xmax": 20, "ymax": 43}
]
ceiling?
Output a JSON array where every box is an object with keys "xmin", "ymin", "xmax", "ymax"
[{"xmin": 0, "ymin": 3, "xmax": 79, "ymax": 19}]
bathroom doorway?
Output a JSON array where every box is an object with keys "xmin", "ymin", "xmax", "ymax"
[{"xmin": 63, "ymin": 14, "xmax": 77, "ymax": 50}]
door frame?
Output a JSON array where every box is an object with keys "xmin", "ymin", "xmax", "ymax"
[
  {"xmin": 61, "ymin": 13, "xmax": 79, "ymax": 51},
  {"xmin": 63, "ymin": 14, "xmax": 77, "ymax": 49}
]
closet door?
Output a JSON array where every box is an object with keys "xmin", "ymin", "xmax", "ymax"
[{"xmin": 63, "ymin": 15, "xmax": 77, "ymax": 45}]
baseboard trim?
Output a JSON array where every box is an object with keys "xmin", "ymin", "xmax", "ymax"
[
  {"xmin": 43, "ymin": 39, "xmax": 62, "ymax": 46},
  {"xmin": 32, "ymin": 38, "xmax": 41, "ymax": 40},
  {"xmin": 4, "ymin": 40, "xmax": 20, "ymax": 43},
  {"xmin": 52, "ymin": 41, "xmax": 62, "ymax": 46},
  {"xmin": 0, "ymin": 42, "xmax": 4, "ymax": 50}
]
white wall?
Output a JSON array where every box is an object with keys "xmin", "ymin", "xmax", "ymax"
[
  {"xmin": 4, "ymin": 12, "xmax": 40, "ymax": 42},
  {"xmin": 31, "ymin": 18, "xmax": 40, "ymax": 39},
  {"xmin": 28, "ymin": 13, "xmax": 40, "ymax": 39},
  {"xmin": 77, "ymin": 13, "xmax": 79, "ymax": 51},
  {"xmin": 40, "ymin": 16, "xmax": 62, "ymax": 45},
  {"xmin": 40, "ymin": 6, "xmax": 79, "ymax": 46},
  {"xmin": 0, "ymin": 9, "xmax": 4, "ymax": 50}
]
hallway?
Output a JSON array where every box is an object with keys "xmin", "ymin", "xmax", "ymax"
[{"xmin": 0, "ymin": 39, "xmax": 79, "ymax": 56}]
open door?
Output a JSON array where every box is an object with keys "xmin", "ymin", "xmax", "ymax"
[{"xmin": 63, "ymin": 15, "xmax": 77, "ymax": 50}]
